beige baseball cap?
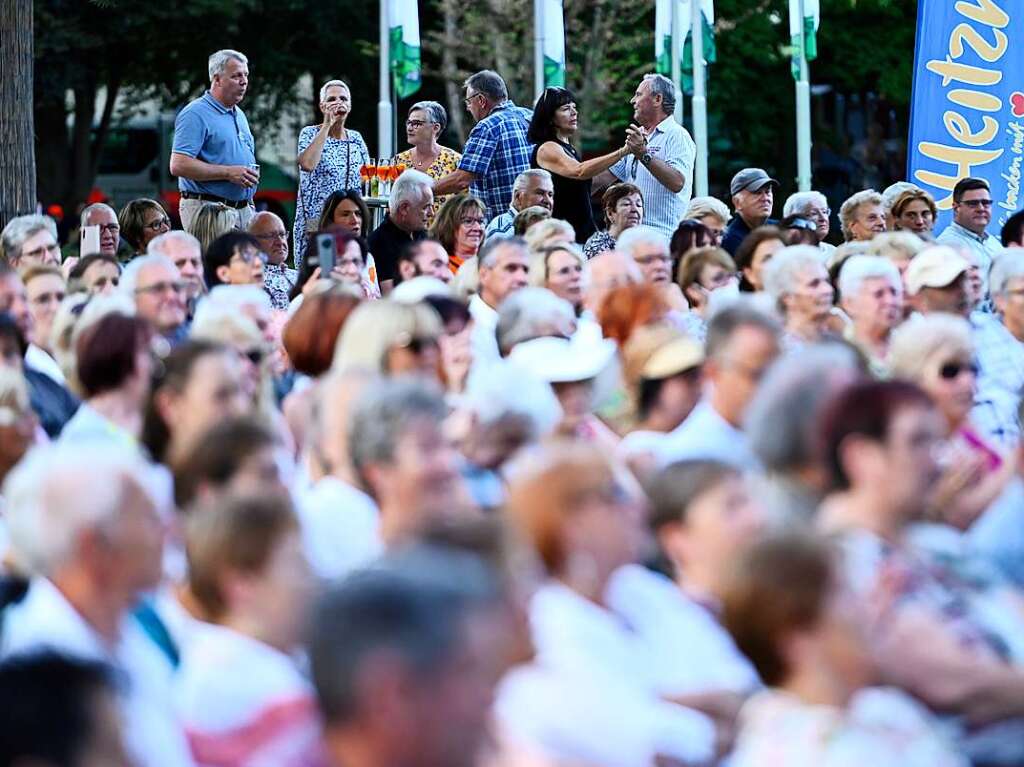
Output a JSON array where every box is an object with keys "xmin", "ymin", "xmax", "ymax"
[{"xmin": 905, "ymin": 246, "xmax": 969, "ymax": 295}]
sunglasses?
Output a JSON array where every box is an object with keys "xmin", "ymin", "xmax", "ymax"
[{"xmin": 939, "ymin": 361, "xmax": 978, "ymax": 379}]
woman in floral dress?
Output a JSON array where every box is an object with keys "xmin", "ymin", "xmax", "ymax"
[
  {"xmin": 393, "ymin": 100, "xmax": 461, "ymax": 228},
  {"xmin": 294, "ymin": 79, "xmax": 369, "ymax": 269}
]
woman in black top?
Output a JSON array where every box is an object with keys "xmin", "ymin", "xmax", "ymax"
[{"xmin": 527, "ymin": 87, "xmax": 632, "ymax": 244}]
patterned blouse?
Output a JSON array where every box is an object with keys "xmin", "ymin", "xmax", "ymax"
[
  {"xmin": 393, "ymin": 146, "xmax": 461, "ymax": 227},
  {"xmin": 293, "ymin": 126, "xmax": 369, "ymax": 270},
  {"xmin": 583, "ymin": 230, "xmax": 616, "ymax": 260}
]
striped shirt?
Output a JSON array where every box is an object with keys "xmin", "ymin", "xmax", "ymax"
[{"xmin": 609, "ymin": 116, "xmax": 695, "ymax": 238}]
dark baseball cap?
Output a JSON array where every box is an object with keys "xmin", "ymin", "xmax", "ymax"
[{"xmin": 730, "ymin": 168, "xmax": 780, "ymax": 196}]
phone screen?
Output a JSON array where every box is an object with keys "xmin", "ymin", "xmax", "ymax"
[
  {"xmin": 81, "ymin": 225, "xmax": 101, "ymax": 256},
  {"xmin": 316, "ymin": 233, "xmax": 336, "ymax": 274}
]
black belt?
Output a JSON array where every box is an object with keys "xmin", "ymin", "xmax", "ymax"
[{"xmin": 180, "ymin": 192, "xmax": 251, "ymax": 209}]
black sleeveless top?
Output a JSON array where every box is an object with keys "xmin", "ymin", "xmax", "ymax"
[{"xmin": 531, "ymin": 140, "xmax": 595, "ymax": 244}]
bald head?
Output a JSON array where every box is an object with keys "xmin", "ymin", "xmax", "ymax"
[
  {"xmin": 585, "ymin": 250, "xmax": 642, "ymax": 312},
  {"xmin": 248, "ymin": 211, "xmax": 289, "ymax": 265}
]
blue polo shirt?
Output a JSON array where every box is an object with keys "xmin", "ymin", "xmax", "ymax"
[{"xmin": 173, "ymin": 92, "xmax": 256, "ymax": 202}]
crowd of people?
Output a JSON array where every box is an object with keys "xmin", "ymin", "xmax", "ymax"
[{"xmin": 3, "ymin": 46, "xmax": 1024, "ymax": 767}]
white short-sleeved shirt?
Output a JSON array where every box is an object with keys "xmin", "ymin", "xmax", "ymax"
[
  {"xmin": 654, "ymin": 398, "xmax": 759, "ymax": 470},
  {"xmin": 296, "ymin": 476, "xmax": 382, "ymax": 580},
  {"xmin": 2, "ymin": 578, "xmax": 194, "ymax": 767},
  {"xmin": 606, "ymin": 564, "xmax": 760, "ymax": 695},
  {"xmin": 495, "ymin": 581, "xmax": 715, "ymax": 767},
  {"xmin": 609, "ymin": 116, "xmax": 695, "ymax": 238}
]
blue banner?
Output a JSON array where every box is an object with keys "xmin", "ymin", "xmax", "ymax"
[{"xmin": 907, "ymin": 0, "xmax": 1022, "ymax": 236}]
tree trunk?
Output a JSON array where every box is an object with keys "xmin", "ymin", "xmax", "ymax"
[
  {"xmin": 440, "ymin": 0, "xmax": 467, "ymax": 144},
  {"xmin": 0, "ymin": 0, "xmax": 37, "ymax": 228}
]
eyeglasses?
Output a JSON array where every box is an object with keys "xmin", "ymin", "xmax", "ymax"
[
  {"xmin": 406, "ymin": 119, "xmax": 429, "ymax": 128},
  {"xmin": 95, "ymin": 223, "xmax": 120, "ymax": 234},
  {"xmin": 135, "ymin": 280, "xmax": 186, "ymax": 296},
  {"xmin": 464, "ymin": 92, "xmax": 483, "ymax": 106},
  {"xmin": 939, "ymin": 361, "xmax": 979, "ymax": 379},
  {"xmin": 960, "ymin": 199, "xmax": 993, "ymax": 208},
  {"xmin": 144, "ymin": 217, "xmax": 172, "ymax": 231},
  {"xmin": 252, "ymin": 230, "xmax": 289, "ymax": 241},
  {"xmin": 460, "ymin": 217, "xmax": 486, "ymax": 227}
]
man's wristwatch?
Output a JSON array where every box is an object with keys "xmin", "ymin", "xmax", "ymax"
[{"xmin": 639, "ymin": 151, "xmax": 653, "ymax": 167}]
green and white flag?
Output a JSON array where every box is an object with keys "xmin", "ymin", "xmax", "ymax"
[
  {"xmin": 389, "ymin": 0, "xmax": 421, "ymax": 100},
  {"xmin": 789, "ymin": 0, "xmax": 819, "ymax": 79},
  {"xmin": 543, "ymin": 0, "xmax": 566, "ymax": 87},
  {"xmin": 656, "ymin": 0, "xmax": 714, "ymax": 93}
]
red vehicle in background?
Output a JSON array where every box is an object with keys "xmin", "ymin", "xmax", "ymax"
[{"xmin": 91, "ymin": 114, "xmax": 297, "ymax": 228}]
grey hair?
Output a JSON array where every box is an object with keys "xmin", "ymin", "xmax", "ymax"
[
  {"xmin": 705, "ymin": 297, "xmax": 782, "ymax": 359},
  {"xmin": 837, "ymin": 255, "xmax": 902, "ymax": 300},
  {"xmin": 881, "ymin": 181, "xmax": 920, "ymax": 212},
  {"xmin": 0, "ymin": 214, "xmax": 57, "ymax": 264},
  {"xmin": 463, "ymin": 70, "xmax": 508, "ymax": 102},
  {"xmin": 119, "ymin": 253, "xmax": 178, "ymax": 296},
  {"xmin": 332, "ymin": 300, "xmax": 442, "ymax": 374},
  {"xmin": 684, "ymin": 196, "xmax": 731, "ymax": 223},
  {"xmin": 839, "ymin": 189, "xmax": 883, "ymax": 241},
  {"xmin": 763, "ymin": 245, "xmax": 826, "ymax": 303},
  {"xmin": 319, "ymin": 79, "xmax": 350, "ymax": 102},
  {"xmin": 348, "ymin": 377, "xmax": 448, "ymax": 474},
  {"xmin": 783, "ymin": 191, "xmax": 829, "ymax": 218},
  {"xmin": 745, "ymin": 343, "xmax": 862, "ymax": 475},
  {"xmin": 389, "ymin": 169, "xmax": 434, "ymax": 216},
  {"xmin": 2, "ymin": 442, "xmax": 154, "ymax": 575},
  {"xmin": 989, "ymin": 252, "xmax": 1024, "ymax": 297},
  {"xmin": 147, "ymin": 230, "xmax": 202, "ymax": 259},
  {"xmin": 409, "ymin": 100, "xmax": 447, "ymax": 132},
  {"xmin": 208, "ymin": 49, "xmax": 248, "ymax": 81},
  {"xmin": 309, "ymin": 551, "xmax": 499, "ymax": 724},
  {"xmin": 80, "ymin": 203, "xmax": 117, "ymax": 226},
  {"xmin": 495, "ymin": 287, "xmax": 576, "ymax": 356},
  {"xmin": 615, "ymin": 225, "xmax": 669, "ymax": 260},
  {"xmin": 643, "ymin": 73, "xmax": 677, "ymax": 115},
  {"xmin": 478, "ymin": 236, "xmax": 528, "ymax": 270},
  {"xmin": 513, "ymin": 168, "xmax": 552, "ymax": 196}
]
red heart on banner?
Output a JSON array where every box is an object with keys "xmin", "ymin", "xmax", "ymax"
[{"xmin": 1013, "ymin": 92, "xmax": 1024, "ymax": 118}]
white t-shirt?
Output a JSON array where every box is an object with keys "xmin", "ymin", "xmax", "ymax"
[
  {"xmin": 296, "ymin": 476, "xmax": 382, "ymax": 580},
  {"xmin": 2, "ymin": 578, "xmax": 195, "ymax": 767},
  {"xmin": 495, "ymin": 581, "xmax": 715, "ymax": 767},
  {"xmin": 606, "ymin": 564, "xmax": 760, "ymax": 695},
  {"xmin": 655, "ymin": 398, "xmax": 758, "ymax": 470},
  {"xmin": 176, "ymin": 622, "xmax": 324, "ymax": 767}
]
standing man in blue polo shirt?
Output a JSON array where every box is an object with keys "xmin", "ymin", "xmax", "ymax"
[
  {"xmin": 170, "ymin": 49, "xmax": 259, "ymax": 232},
  {"xmin": 432, "ymin": 71, "xmax": 532, "ymax": 224}
]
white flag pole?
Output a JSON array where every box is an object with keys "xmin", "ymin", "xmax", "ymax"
[
  {"xmin": 795, "ymin": 0, "xmax": 812, "ymax": 191},
  {"xmin": 670, "ymin": 0, "xmax": 682, "ymax": 125},
  {"xmin": 378, "ymin": 0, "xmax": 393, "ymax": 160},
  {"xmin": 534, "ymin": 0, "xmax": 545, "ymax": 102},
  {"xmin": 691, "ymin": 0, "xmax": 708, "ymax": 196}
]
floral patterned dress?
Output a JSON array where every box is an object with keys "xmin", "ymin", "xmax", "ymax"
[
  {"xmin": 293, "ymin": 126, "xmax": 369, "ymax": 269},
  {"xmin": 392, "ymin": 146, "xmax": 461, "ymax": 227}
]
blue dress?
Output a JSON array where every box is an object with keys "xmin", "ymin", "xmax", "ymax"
[{"xmin": 293, "ymin": 125, "xmax": 369, "ymax": 269}]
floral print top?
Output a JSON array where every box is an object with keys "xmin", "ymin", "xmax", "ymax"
[
  {"xmin": 393, "ymin": 146, "xmax": 461, "ymax": 227},
  {"xmin": 293, "ymin": 126, "xmax": 369, "ymax": 269}
]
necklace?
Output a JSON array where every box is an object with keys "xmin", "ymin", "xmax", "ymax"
[{"xmin": 413, "ymin": 146, "xmax": 439, "ymax": 170}]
